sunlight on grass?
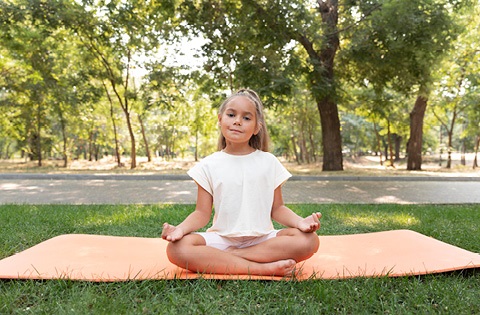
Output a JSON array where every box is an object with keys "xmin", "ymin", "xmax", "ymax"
[
  {"xmin": 81, "ymin": 210, "xmax": 147, "ymax": 226},
  {"xmin": 79, "ymin": 204, "xmax": 172, "ymax": 227},
  {"xmin": 341, "ymin": 212, "xmax": 420, "ymax": 228}
]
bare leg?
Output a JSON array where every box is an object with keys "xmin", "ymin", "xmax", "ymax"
[
  {"xmin": 227, "ymin": 228, "xmax": 320, "ymax": 263},
  {"xmin": 166, "ymin": 234, "xmax": 297, "ymax": 276}
]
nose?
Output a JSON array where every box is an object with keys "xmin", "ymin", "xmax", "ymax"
[{"xmin": 234, "ymin": 116, "xmax": 242, "ymax": 125}]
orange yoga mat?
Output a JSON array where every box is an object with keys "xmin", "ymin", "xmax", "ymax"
[{"xmin": 0, "ymin": 230, "xmax": 478, "ymax": 281}]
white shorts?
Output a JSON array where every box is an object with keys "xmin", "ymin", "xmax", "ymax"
[{"xmin": 195, "ymin": 230, "xmax": 279, "ymax": 251}]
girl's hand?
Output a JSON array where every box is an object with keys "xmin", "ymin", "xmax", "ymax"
[
  {"xmin": 297, "ymin": 212, "xmax": 322, "ymax": 233},
  {"xmin": 161, "ymin": 223, "xmax": 185, "ymax": 242}
]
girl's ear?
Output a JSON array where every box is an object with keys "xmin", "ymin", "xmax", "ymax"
[
  {"xmin": 254, "ymin": 122, "xmax": 261, "ymax": 135},
  {"xmin": 217, "ymin": 114, "xmax": 222, "ymax": 125}
]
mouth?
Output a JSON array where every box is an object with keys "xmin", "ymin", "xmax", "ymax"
[{"xmin": 229, "ymin": 128, "xmax": 242, "ymax": 133}]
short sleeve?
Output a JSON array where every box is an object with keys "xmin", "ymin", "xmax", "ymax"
[
  {"xmin": 187, "ymin": 162, "xmax": 213, "ymax": 195},
  {"xmin": 272, "ymin": 154, "xmax": 292, "ymax": 188}
]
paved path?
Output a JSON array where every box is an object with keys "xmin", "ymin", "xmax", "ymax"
[{"xmin": 1, "ymin": 173, "xmax": 479, "ymax": 204}]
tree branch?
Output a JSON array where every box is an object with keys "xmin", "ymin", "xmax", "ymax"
[{"xmin": 324, "ymin": 2, "xmax": 382, "ymax": 37}]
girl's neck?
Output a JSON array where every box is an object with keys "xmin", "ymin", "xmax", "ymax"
[{"xmin": 222, "ymin": 143, "xmax": 256, "ymax": 155}]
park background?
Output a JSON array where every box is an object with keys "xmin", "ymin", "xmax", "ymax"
[{"xmin": 1, "ymin": 0, "xmax": 479, "ymax": 174}]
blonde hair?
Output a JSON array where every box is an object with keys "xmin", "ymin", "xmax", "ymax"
[{"xmin": 217, "ymin": 89, "xmax": 270, "ymax": 152}]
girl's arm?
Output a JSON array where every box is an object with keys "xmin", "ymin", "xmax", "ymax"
[
  {"xmin": 271, "ymin": 186, "xmax": 321, "ymax": 233},
  {"xmin": 162, "ymin": 184, "xmax": 213, "ymax": 242}
]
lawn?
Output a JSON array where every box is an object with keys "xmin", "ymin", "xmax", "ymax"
[{"xmin": 1, "ymin": 204, "xmax": 479, "ymax": 314}]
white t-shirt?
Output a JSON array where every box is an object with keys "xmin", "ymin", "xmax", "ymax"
[{"xmin": 187, "ymin": 150, "xmax": 292, "ymax": 237}]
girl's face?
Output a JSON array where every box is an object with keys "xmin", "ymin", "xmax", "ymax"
[{"xmin": 218, "ymin": 96, "xmax": 260, "ymax": 147}]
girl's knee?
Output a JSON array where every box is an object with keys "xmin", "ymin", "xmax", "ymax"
[
  {"xmin": 165, "ymin": 241, "xmax": 182, "ymax": 264},
  {"xmin": 279, "ymin": 228, "xmax": 320, "ymax": 260},
  {"xmin": 166, "ymin": 240, "xmax": 195, "ymax": 267},
  {"xmin": 307, "ymin": 232, "xmax": 320, "ymax": 253},
  {"xmin": 165, "ymin": 234, "xmax": 206, "ymax": 265},
  {"xmin": 297, "ymin": 235, "xmax": 318, "ymax": 263},
  {"xmin": 297, "ymin": 230, "xmax": 320, "ymax": 259}
]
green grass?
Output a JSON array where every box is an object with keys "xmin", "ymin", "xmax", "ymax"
[{"xmin": 1, "ymin": 204, "xmax": 479, "ymax": 314}]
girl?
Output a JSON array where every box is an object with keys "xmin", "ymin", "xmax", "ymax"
[{"xmin": 161, "ymin": 89, "xmax": 321, "ymax": 276}]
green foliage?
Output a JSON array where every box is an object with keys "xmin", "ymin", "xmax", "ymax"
[
  {"xmin": 179, "ymin": 0, "xmax": 298, "ymax": 103},
  {"xmin": 268, "ymin": 87, "xmax": 321, "ymax": 162},
  {"xmin": 343, "ymin": 0, "xmax": 461, "ymax": 94},
  {"xmin": 339, "ymin": 0, "xmax": 475, "ymax": 168},
  {"xmin": 1, "ymin": 0, "xmax": 479, "ymax": 170},
  {"xmin": 430, "ymin": 4, "xmax": 480, "ymax": 160}
]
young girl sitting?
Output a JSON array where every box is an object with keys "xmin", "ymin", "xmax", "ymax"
[{"xmin": 161, "ymin": 89, "xmax": 321, "ymax": 276}]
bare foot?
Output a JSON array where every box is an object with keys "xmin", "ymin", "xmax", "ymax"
[
  {"xmin": 263, "ymin": 259, "xmax": 297, "ymax": 276},
  {"xmin": 221, "ymin": 249, "xmax": 297, "ymax": 276}
]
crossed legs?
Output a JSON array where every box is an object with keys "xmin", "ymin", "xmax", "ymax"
[{"xmin": 166, "ymin": 228, "xmax": 320, "ymax": 276}]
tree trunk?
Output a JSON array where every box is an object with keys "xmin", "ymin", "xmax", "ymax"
[
  {"xmin": 61, "ymin": 118, "xmax": 68, "ymax": 168},
  {"xmin": 5, "ymin": 142, "xmax": 12, "ymax": 159},
  {"xmin": 317, "ymin": 0, "xmax": 342, "ymax": 171},
  {"xmin": 94, "ymin": 143, "xmax": 100, "ymax": 161},
  {"xmin": 91, "ymin": 42, "xmax": 136, "ymax": 168},
  {"xmin": 439, "ymin": 126, "xmax": 443, "ymax": 167},
  {"xmin": 109, "ymin": 79, "xmax": 136, "ymax": 169},
  {"xmin": 307, "ymin": 123, "xmax": 317, "ymax": 162},
  {"xmin": 291, "ymin": 135, "xmax": 301, "ymax": 165},
  {"xmin": 111, "ymin": 109, "xmax": 122, "ymax": 167},
  {"xmin": 249, "ymin": 0, "xmax": 342, "ymax": 170},
  {"xmin": 373, "ymin": 121, "xmax": 383, "ymax": 166},
  {"xmin": 103, "ymin": 81, "xmax": 122, "ymax": 167},
  {"xmin": 296, "ymin": 0, "xmax": 342, "ymax": 171},
  {"xmin": 194, "ymin": 130, "xmax": 199, "ymax": 162},
  {"xmin": 56, "ymin": 100, "xmax": 68, "ymax": 168},
  {"xmin": 446, "ymin": 131, "xmax": 453, "ymax": 169},
  {"xmin": 36, "ymin": 105, "xmax": 42, "ymax": 167},
  {"xmin": 124, "ymin": 110, "xmax": 137, "ymax": 169},
  {"xmin": 461, "ymin": 140, "xmax": 466, "ymax": 166},
  {"xmin": 88, "ymin": 128, "xmax": 94, "ymax": 162},
  {"xmin": 473, "ymin": 135, "xmax": 479, "ymax": 169},
  {"xmin": 317, "ymin": 99, "xmax": 343, "ymax": 170},
  {"xmin": 387, "ymin": 120, "xmax": 394, "ymax": 167},
  {"xmin": 394, "ymin": 134, "xmax": 402, "ymax": 161},
  {"xmin": 299, "ymin": 121, "xmax": 309, "ymax": 163},
  {"xmin": 407, "ymin": 95, "xmax": 427, "ymax": 170},
  {"xmin": 138, "ymin": 114, "xmax": 151, "ymax": 162}
]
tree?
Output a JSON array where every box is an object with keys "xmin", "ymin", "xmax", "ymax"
[
  {"xmin": 48, "ymin": 28, "xmax": 105, "ymax": 167},
  {"xmin": 0, "ymin": 0, "xmax": 68, "ymax": 165},
  {"xmin": 1, "ymin": 0, "xmax": 112, "ymax": 167},
  {"xmin": 187, "ymin": 72, "xmax": 218, "ymax": 161},
  {"xmin": 431, "ymin": 4, "xmax": 480, "ymax": 168},
  {"xmin": 1, "ymin": 14, "xmax": 29, "ymax": 161},
  {"xmin": 345, "ymin": 83, "xmax": 410, "ymax": 166},
  {"xmin": 268, "ymin": 87, "xmax": 321, "ymax": 164},
  {"xmin": 343, "ymin": 0, "xmax": 463, "ymax": 170},
  {"xmin": 0, "ymin": 49, "xmax": 27, "ymax": 159},
  {"xmin": 461, "ymin": 76, "xmax": 480, "ymax": 169},
  {"xmin": 432, "ymin": 75, "xmax": 469, "ymax": 169},
  {"xmin": 69, "ymin": 0, "xmax": 176, "ymax": 169},
  {"xmin": 180, "ymin": 0, "xmax": 349, "ymax": 170},
  {"xmin": 101, "ymin": 80, "xmax": 123, "ymax": 166}
]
